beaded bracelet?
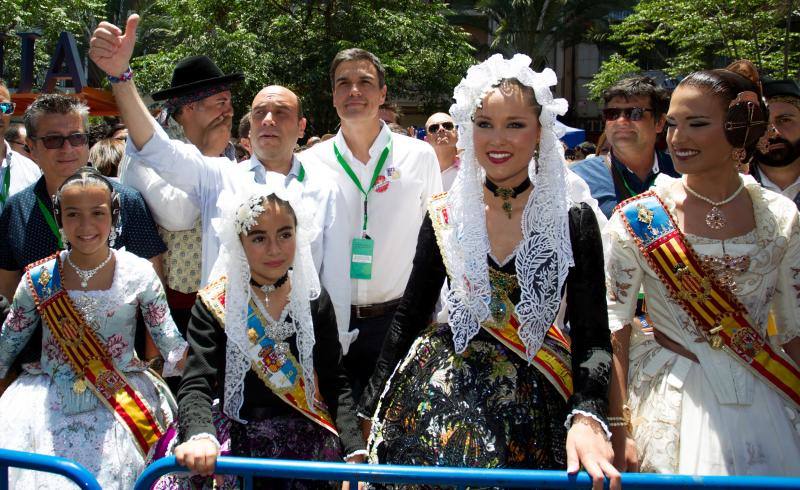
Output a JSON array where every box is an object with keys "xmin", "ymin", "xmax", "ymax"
[{"xmin": 108, "ymin": 66, "xmax": 134, "ymax": 84}]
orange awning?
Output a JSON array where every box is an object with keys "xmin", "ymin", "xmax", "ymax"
[{"xmin": 11, "ymin": 87, "xmax": 119, "ymax": 116}]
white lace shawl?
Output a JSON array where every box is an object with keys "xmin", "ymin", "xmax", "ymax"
[
  {"xmin": 445, "ymin": 53, "xmax": 575, "ymax": 359},
  {"xmin": 209, "ymin": 183, "xmax": 321, "ymax": 424}
]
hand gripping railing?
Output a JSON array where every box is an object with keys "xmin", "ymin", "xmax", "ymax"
[
  {"xmin": 0, "ymin": 448, "xmax": 101, "ymax": 490},
  {"xmin": 134, "ymin": 456, "xmax": 800, "ymax": 490}
]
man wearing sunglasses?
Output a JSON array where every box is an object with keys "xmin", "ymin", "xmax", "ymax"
[
  {"xmin": 0, "ymin": 94, "xmax": 167, "ymax": 391},
  {"xmin": 0, "ymin": 80, "xmax": 41, "ymax": 214},
  {"xmin": 572, "ymin": 76, "xmax": 678, "ymax": 218},
  {"xmin": 424, "ymin": 112, "xmax": 460, "ymax": 191}
]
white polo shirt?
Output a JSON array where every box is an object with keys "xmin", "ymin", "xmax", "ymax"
[
  {"xmin": 300, "ymin": 122, "xmax": 442, "ymax": 306},
  {"xmin": 0, "ymin": 141, "xmax": 41, "ymax": 213}
]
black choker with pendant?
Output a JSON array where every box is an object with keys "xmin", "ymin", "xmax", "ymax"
[
  {"xmin": 484, "ymin": 177, "xmax": 531, "ymax": 218},
  {"xmin": 250, "ymin": 272, "xmax": 289, "ymax": 294}
]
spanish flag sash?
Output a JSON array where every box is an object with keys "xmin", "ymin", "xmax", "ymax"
[
  {"xmin": 25, "ymin": 254, "xmax": 164, "ymax": 456},
  {"xmin": 618, "ymin": 192, "xmax": 800, "ymax": 409},
  {"xmin": 198, "ymin": 279, "xmax": 338, "ymax": 434},
  {"xmin": 428, "ymin": 193, "xmax": 574, "ymax": 401}
]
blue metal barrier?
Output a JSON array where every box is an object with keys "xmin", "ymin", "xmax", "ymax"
[
  {"xmin": 134, "ymin": 456, "xmax": 800, "ymax": 490},
  {"xmin": 0, "ymin": 448, "xmax": 101, "ymax": 490}
]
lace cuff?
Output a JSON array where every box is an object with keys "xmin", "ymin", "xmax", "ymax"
[
  {"xmin": 344, "ymin": 449, "xmax": 368, "ymax": 462},
  {"xmin": 162, "ymin": 342, "xmax": 189, "ymax": 378},
  {"xmin": 187, "ymin": 432, "xmax": 221, "ymax": 453},
  {"xmin": 564, "ymin": 409, "xmax": 611, "ymax": 441}
]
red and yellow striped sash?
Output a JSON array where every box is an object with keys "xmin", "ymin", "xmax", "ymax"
[
  {"xmin": 619, "ymin": 192, "xmax": 800, "ymax": 409},
  {"xmin": 482, "ymin": 316, "xmax": 573, "ymax": 401},
  {"xmin": 27, "ymin": 256, "xmax": 164, "ymax": 456}
]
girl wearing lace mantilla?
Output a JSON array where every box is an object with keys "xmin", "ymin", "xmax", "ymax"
[
  {"xmin": 149, "ymin": 184, "xmax": 364, "ymax": 489},
  {"xmin": 606, "ymin": 61, "xmax": 800, "ymax": 475},
  {"xmin": 0, "ymin": 166, "xmax": 187, "ymax": 489},
  {"xmin": 358, "ymin": 55, "xmax": 619, "ymax": 489}
]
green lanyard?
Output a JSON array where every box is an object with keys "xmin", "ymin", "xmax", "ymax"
[
  {"xmin": 333, "ymin": 141, "xmax": 392, "ymax": 233},
  {"xmin": 297, "ymin": 164, "xmax": 305, "ymax": 183},
  {"xmin": 36, "ymin": 195, "xmax": 64, "ymax": 249},
  {"xmin": 0, "ymin": 163, "xmax": 9, "ymax": 206}
]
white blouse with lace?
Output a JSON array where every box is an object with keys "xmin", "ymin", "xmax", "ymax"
[{"xmin": 604, "ymin": 175, "xmax": 800, "ymax": 475}]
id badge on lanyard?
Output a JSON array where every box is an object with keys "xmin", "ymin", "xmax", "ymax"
[{"xmin": 334, "ymin": 140, "xmax": 392, "ymax": 280}]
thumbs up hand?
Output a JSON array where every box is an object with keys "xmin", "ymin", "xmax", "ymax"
[{"xmin": 89, "ymin": 14, "xmax": 140, "ymax": 78}]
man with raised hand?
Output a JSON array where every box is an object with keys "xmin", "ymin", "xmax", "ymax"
[{"xmin": 90, "ymin": 15, "xmax": 352, "ymax": 347}]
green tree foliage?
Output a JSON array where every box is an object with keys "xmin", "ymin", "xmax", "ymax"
[
  {"xmin": 130, "ymin": 0, "xmax": 475, "ymax": 133},
  {"xmin": 584, "ymin": 53, "xmax": 640, "ymax": 102},
  {"xmin": 0, "ymin": 0, "xmax": 106, "ymax": 88},
  {"xmin": 476, "ymin": 0, "xmax": 633, "ymax": 67},
  {"xmin": 589, "ymin": 0, "xmax": 800, "ymax": 99}
]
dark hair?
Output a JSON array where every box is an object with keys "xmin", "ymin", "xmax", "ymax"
[
  {"xmin": 485, "ymin": 78, "xmax": 542, "ymax": 117},
  {"xmin": 89, "ymin": 138, "xmax": 125, "ymax": 177},
  {"xmin": 380, "ymin": 101, "xmax": 401, "ymax": 119},
  {"xmin": 329, "ymin": 48, "xmax": 386, "ymax": 89},
  {"xmin": 53, "ymin": 166, "xmax": 120, "ymax": 228},
  {"xmin": 679, "ymin": 60, "xmax": 768, "ymax": 155},
  {"xmin": 239, "ymin": 112, "xmax": 251, "ymax": 139},
  {"xmin": 603, "ymin": 76, "xmax": 670, "ymax": 120},
  {"xmin": 243, "ymin": 194, "xmax": 297, "ymax": 234},
  {"xmin": 4, "ymin": 123, "xmax": 25, "ymax": 143},
  {"xmin": 24, "ymin": 94, "xmax": 89, "ymax": 138}
]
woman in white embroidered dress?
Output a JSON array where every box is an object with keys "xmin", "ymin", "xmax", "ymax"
[
  {"xmin": 606, "ymin": 62, "xmax": 800, "ymax": 475},
  {"xmin": 0, "ymin": 166, "xmax": 187, "ymax": 488}
]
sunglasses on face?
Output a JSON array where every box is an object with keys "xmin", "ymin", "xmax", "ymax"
[
  {"xmin": 427, "ymin": 121, "xmax": 455, "ymax": 133},
  {"xmin": 0, "ymin": 102, "xmax": 15, "ymax": 115},
  {"xmin": 32, "ymin": 132, "xmax": 89, "ymax": 149},
  {"xmin": 602, "ymin": 107, "xmax": 653, "ymax": 122}
]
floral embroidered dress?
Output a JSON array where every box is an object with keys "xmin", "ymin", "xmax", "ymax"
[
  {"xmin": 0, "ymin": 249, "xmax": 187, "ymax": 489},
  {"xmin": 605, "ymin": 175, "xmax": 800, "ymax": 475},
  {"xmin": 359, "ymin": 204, "xmax": 612, "ymax": 469}
]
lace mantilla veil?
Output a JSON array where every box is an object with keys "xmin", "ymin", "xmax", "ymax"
[
  {"xmin": 445, "ymin": 53, "xmax": 574, "ymax": 360},
  {"xmin": 209, "ymin": 182, "xmax": 322, "ymax": 423}
]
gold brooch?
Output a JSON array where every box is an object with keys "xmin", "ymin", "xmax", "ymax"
[
  {"xmin": 73, "ymin": 378, "xmax": 88, "ymax": 394},
  {"xmin": 247, "ymin": 328, "xmax": 259, "ymax": 344},
  {"xmin": 39, "ymin": 269, "xmax": 52, "ymax": 287},
  {"xmin": 636, "ymin": 204, "xmax": 654, "ymax": 225}
]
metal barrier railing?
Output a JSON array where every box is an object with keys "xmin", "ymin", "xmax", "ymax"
[
  {"xmin": 0, "ymin": 448, "xmax": 101, "ymax": 490},
  {"xmin": 134, "ymin": 456, "xmax": 800, "ymax": 490}
]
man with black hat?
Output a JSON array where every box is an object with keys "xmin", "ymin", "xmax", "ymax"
[
  {"xmin": 117, "ymin": 48, "xmax": 243, "ymax": 335},
  {"xmin": 90, "ymin": 15, "xmax": 354, "ymax": 347},
  {"xmin": 752, "ymin": 80, "xmax": 800, "ymax": 208}
]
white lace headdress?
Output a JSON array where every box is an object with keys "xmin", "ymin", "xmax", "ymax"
[
  {"xmin": 209, "ymin": 182, "xmax": 321, "ymax": 423},
  {"xmin": 445, "ymin": 53, "xmax": 574, "ymax": 359}
]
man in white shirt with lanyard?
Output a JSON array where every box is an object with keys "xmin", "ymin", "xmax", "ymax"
[
  {"xmin": 89, "ymin": 15, "xmax": 353, "ymax": 347},
  {"xmin": 300, "ymin": 48, "xmax": 442, "ymax": 398},
  {"xmin": 0, "ymin": 79, "xmax": 41, "ymax": 214}
]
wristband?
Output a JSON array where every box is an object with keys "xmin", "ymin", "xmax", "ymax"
[{"xmin": 108, "ymin": 66, "xmax": 134, "ymax": 84}]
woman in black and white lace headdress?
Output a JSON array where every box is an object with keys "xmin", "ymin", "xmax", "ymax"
[
  {"xmin": 148, "ymin": 183, "xmax": 365, "ymax": 489},
  {"xmin": 358, "ymin": 54, "xmax": 619, "ymax": 489}
]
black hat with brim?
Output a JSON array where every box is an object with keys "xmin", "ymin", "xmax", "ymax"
[
  {"xmin": 763, "ymin": 79, "xmax": 800, "ymax": 100},
  {"xmin": 151, "ymin": 55, "xmax": 244, "ymax": 101}
]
